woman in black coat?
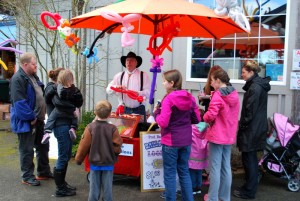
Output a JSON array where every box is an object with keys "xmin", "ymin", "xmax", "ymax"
[{"xmin": 233, "ymin": 60, "xmax": 271, "ymax": 199}]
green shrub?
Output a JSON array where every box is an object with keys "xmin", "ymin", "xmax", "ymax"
[{"xmin": 72, "ymin": 111, "xmax": 95, "ymax": 156}]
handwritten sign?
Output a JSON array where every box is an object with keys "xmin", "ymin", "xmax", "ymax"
[
  {"xmin": 140, "ymin": 132, "xmax": 164, "ymax": 192},
  {"xmin": 290, "ymin": 72, "xmax": 300, "ymax": 90}
]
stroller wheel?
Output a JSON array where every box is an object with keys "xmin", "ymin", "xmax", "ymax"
[
  {"xmin": 87, "ymin": 172, "xmax": 90, "ymax": 183},
  {"xmin": 287, "ymin": 179, "xmax": 300, "ymax": 192}
]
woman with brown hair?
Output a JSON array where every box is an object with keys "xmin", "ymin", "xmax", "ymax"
[
  {"xmin": 198, "ymin": 65, "xmax": 222, "ymax": 112},
  {"xmin": 233, "ymin": 60, "xmax": 271, "ymax": 199}
]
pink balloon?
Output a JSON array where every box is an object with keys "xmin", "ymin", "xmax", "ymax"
[{"xmin": 100, "ymin": 10, "xmax": 141, "ymax": 47}]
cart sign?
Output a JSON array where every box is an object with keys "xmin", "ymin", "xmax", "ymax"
[
  {"xmin": 140, "ymin": 132, "xmax": 164, "ymax": 192},
  {"xmin": 290, "ymin": 72, "xmax": 300, "ymax": 90},
  {"xmin": 292, "ymin": 49, "xmax": 300, "ymax": 70},
  {"xmin": 119, "ymin": 143, "xmax": 134, "ymax": 156}
]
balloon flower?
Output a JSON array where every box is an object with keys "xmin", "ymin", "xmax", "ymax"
[{"xmin": 149, "ymin": 56, "xmax": 163, "ymax": 105}]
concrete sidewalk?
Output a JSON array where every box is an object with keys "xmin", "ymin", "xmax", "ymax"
[{"xmin": 0, "ymin": 120, "xmax": 299, "ymax": 201}]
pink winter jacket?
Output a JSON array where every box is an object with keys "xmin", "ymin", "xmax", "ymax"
[
  {"xmin": 203, "ymin": 86, "xmax": 240, "ymax": 145},
  {"xmin": 188, "ymin": 124, "xmax": 209, "ymax": 170}
]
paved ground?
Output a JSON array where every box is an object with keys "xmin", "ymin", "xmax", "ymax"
[{"xmin": 0, "ymin": 120, "xmax": 299, "ymax": 201}]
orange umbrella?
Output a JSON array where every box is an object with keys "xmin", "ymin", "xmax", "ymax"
[{"xmin": 70, "ymin": 0, "xmax": 248, "ymax": 39}]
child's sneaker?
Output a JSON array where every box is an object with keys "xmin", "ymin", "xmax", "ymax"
[
  {"xmin": 69, "ymin": 128, "xmax": 77, "ymax": 141},
  {"xmin": 193, "ymin": 188, "xmax": 201, "ymax": 195},
  {"xmin": 41, "ymin": 133, "xmax": 50, "ymax": 144}
]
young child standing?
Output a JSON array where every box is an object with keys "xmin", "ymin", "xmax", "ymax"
[
  {"xmin": 75, "ymin": 100, "xmax": 123, "ymax": 201},
  {"xmin": 189, "ymin": 120, "xmax": 209, "ymax": 195},
  {"xmin": 203, "ymin": 69, "xmax": 240, "ymax": 201},
  {"xmin": 154, "ymin": 69, "xmax": 200, "ymax": 201},
  {"xmin": 41, "ymin": 69, "xmax": 83, "ymax": 144}
]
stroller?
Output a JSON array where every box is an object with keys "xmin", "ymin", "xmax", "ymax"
[{"xmin": 258, "ymin": 113, "xmax": 300, "ymax": 192}]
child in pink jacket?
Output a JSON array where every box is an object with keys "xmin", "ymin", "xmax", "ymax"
[
  {"xmin": 188, "ymin": 122, "xmax": 209, "ymax": 195},
  {"xmin": 203, "ymin": 69, "xmax": 240, "ymax": 201}
]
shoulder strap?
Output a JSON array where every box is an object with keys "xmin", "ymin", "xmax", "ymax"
[
  {"xmin": 120, "ymin": 71, "xmax": 125, "ymax": 104},
  {"xmin": 120, "ymin": 71, "xmax": 125, "ymax": 85},
  {"xmin": 140, "ymin": 71, "xmax": 143, "ymax": 91}
]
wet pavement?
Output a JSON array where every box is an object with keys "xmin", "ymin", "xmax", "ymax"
[{"xmin": 0, "ymin": 120, "xmax": 299, "ymax": 201}]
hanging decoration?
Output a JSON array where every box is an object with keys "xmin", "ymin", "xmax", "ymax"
[
  {"xmin": 147, "ymin": 20, "xmax": 180, "ymax": 56},
  {"xmin": 0, "ymin": 39, "xmax": 24, "ymax": 54},
  {"xmin": 82, "ymin": 47, "xmax": 100, "ymax": 64},
  {"xmin": 214, "ymin": 0, "xmax": 250, "ymax": 33},
  {"xmin": 100, "ymin": 10, "xmax": 142, "ymax": 47},
  {"xmin": 40, "ymin": 11, "xmax": 80, "ymax": 50}
]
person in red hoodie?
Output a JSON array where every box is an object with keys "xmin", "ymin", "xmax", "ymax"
[
  {"xmin": 154, "ymin": 69, "xmax": 200, "ymax": 201},
  {"xmin": 203, "ymin": 69, "xmax": 240, "ymax": 201}
]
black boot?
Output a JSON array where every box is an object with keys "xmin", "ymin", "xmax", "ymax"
[
  {"xmin": 53, "ymin": 168, "xmax": 76, "ymax": 197},
  {"xmin": 62, "ymin": 164, "xmax": 76, "ymax": 191}
]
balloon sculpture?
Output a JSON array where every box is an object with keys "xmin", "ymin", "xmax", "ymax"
[
  {"xmin": 82, "ymin": 47, "xmax": 100, "ymax": 64},
  {"xmin": 0, "ymin": 58, "xmax": 8, "ymax": 71},
  {"xmin": 110, "ymin": 86, "xmax": 144, "ymax": 103},
  {"xmin": 100, "ymin": 10, "xmax": 142, "ymax": 47},
  {"xmin": 214, "ymin": 0, "xmax": 250, "ymax": 33},
  {"xmin": 0, "ymin": 39, "xmax": 23, "ymax": 71},
  {"xmin": 40, "ymin": 11, "xmax": 80, "ymax": 50},
  {"xmin": 147, "ymin": 20, "xmax": 180, "ymax": 56},
  {"xmin": 149, "ymin": 56, "xmax": 163, "ymax": 105}
]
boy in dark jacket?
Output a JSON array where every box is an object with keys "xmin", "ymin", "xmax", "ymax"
[{"xmin": 75, "ymin": 100, "xmax": 123, "ymax": 201}]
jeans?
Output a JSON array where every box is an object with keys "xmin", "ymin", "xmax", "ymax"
[
  {"xmin": 189, "ymin": 169, "xmax": 202, "ymax": 190},
  {"xmin": 162, "ymin": 145, "xmax": 193, "ymax": 201},
  {"xmin": 88, "ymin": 170, "xmax": 113, "ymax": 201},
  {"xmin": 53, "ymin": 125, "xmax": 73, "ymax": 169},
  {"xmin": 18, "ymin": 120, "xmax": 51, "ymax": 180},
  {"xmin": 207, "ymin": 142, "xmax": 232, "ymax": 201},
  {"xmin": 241, "ymin": 151, "xmax": 258, "ymax": 198}
]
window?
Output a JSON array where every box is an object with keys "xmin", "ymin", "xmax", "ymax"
[{"xmin": 187, "ymin": 0, "xmax": 287, "ymax": 84}]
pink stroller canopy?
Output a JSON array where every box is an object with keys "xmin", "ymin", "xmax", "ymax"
[{"xmin": 273, "ymin": 113, "xmax": 300, "ymax": 147}]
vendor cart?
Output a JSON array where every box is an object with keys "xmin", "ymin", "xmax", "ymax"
[{"xmin": 84, "ymin": 112, "xmax": 156, "ymax": 180}]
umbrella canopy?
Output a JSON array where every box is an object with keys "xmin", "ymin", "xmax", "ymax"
[
  {"xmin": 198, "ymin": 22, "xmax": 284, "ymax": 51},
  {"xmin": 70, "ymin": 0, "xmax": 247, "ymax": 39}
]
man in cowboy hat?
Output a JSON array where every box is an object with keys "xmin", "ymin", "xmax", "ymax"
[{"xmin": 106, "ymin": 52, "xmax": 150, "ymax": 118}]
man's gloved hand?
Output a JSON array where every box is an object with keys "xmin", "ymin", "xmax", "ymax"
[{"xmin": 116, "ymin": 105, "xmax": 125, "ymax": 116}]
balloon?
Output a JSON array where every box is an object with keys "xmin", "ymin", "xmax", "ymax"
[
  {"xmin": 0, "ymin": 39, "xmax": 23, "ymax": 54},
  {"xmin": 0, "ymin": 58, "xmax": 8, "ymax": 71},
  {"xmin": 101, "ymin": 11, "xmax": 141, "ymax": 47},
  {"xmin": 82, "ymin": 47, "xmax": 100, "ymax": 64},
  {"xmin": 110, "ymin": 86, "xmax": 145, "ymax": 103},
  {"xmin": 64, "ymin": 33, "xmax": 80, "ymax": 48},
  {"xmin": 40, "ymin": 11, "xmax": 62, "ymax": 30},
  {"xmin": 147, "ymin": 21, "xmax": 180, "ymax": 56}
]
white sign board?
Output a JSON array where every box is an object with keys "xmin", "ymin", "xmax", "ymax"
[
  {"xmin": 119, "ymin": 143, "xmax": 134, "ymax": 156},
  {"xmin": 293, "ymin": 49, "xmax": 300, "ymax": 70},
  {"xmin": 140, "ymin": 132, "xmax": 164, "ymax": 192},
  {"xmin": 290, "ymin": 72, "xmax": 300, "ymax": 90}
]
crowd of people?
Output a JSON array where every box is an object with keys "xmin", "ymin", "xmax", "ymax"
[{"xmin": 9, "ymin": 51, "xmax": 270, "ymax": 201}]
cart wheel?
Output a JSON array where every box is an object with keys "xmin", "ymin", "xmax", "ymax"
[
  {"xmin": 87, "ymin": 172, "xmax": 90, "ymax": 183},
  {"xmin": 287, "ymin": 179, "xmax": 300, "ymax": 192}
]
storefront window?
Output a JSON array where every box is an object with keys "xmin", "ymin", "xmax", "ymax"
[{"xmin": 188, "ymin": 0, "xmax": 287, "ymax": 84}]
